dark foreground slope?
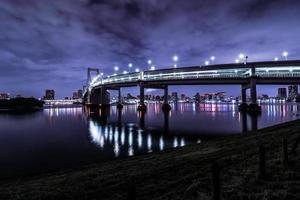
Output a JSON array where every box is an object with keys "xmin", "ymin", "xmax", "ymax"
[{"xmin": 0, "ymin": 120, "xmax": 300, "ymax": 200}]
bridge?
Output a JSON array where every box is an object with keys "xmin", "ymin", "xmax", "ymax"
[{"xmin": 84, "ymin": 60, "xmax": 300, "ymax": 112}]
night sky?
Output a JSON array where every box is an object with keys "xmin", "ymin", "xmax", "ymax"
[{"xmin": 1, "ymin": 0, "xmax": 300, "ymax": 98}]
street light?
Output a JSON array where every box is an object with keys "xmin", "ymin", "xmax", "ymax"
[
  {"xmin": 210, "ymin": 56, "xmax": 215, "ymax": 64},
  {"xmin": 274, "ymin": 57, "xmax": 279, "ymax": 61},
  {"xmin": 123, "ymin": 70, "xmax": 128, "ymax": 74},
  {"xmin": 205, "ymin": 60, "xmax": 210, "ymax": 65},
  {"xmin": 135, "ymin": 68, "xmax": 140, "ymax": 72},
  {"xmin": 235, "ymin": 59, "xmax": 240, "ymax": 63},
  {"xmin": 150, "ymin": 66, "xmax": 155, "ymax": 70},
  {"xmin": 173, "ymin": 55, "xmax": 178, "ymax": 68},
  {"xmin": 282, "ymin": 51, "xmax": 288, "ymax": 60},
  {"xmin": 173, "ymin": 55, "xmax": 178, "ymax": 62},
  {"xmin": 148, "ymin": 60, "xmax": 152, "ymax": 65},
  {"xmin": 114, "ymin": 66, "xmax": 119, "ymax": 71},
  {"xmin": 239, "ymin": 53, "xmax": 245, "ymax": 59}
]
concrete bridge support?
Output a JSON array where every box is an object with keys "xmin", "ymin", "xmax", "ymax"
[
  {"xmin": 162, "ymin": 85, "xmax": 171, "ymax": 111},
  {"xmin": 137, "ymin": 83, "xmax": 147, "ymax": 112},
  {"xmin": 117, "ymin": 88, "xmax": 123, "ymax": 109},
  {"xmin": 239, "ymin": 76, "xmax": 261, "ymax": 112},
  {"xmin": 87, "ymin": 87, "xmax": 110, "ymax": 108},
  {"xmin": 248, "ymin": 77, "xmax": 261, "ymax": 112}
]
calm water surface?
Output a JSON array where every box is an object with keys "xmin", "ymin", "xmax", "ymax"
[{"xmin": 0, "ymin": 103, "xmax": 299, "ymax": 178}]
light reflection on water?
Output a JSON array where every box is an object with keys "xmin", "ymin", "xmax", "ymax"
[
  {"xmin": 84, "ymin": 102, "xmax": 300, "ymax": 158},
  {"xmin": 0, "ymin": 103, "xmax": 299, "ymax": 178}
]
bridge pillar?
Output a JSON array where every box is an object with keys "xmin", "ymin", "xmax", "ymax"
[
  {"xmin": 162, "ymin": 85, "xmax": 171, "ymax": 111},
  {"xmin": 249, "ymin": 77, "xmax": 261, "ymax": 112},
  {"xmin": 241, "ymin": 87, "xmax": 247, "ymax": 104},
  {"xmin": 250, "ymin": 78, "xmax": 257, "ymax": 104},
  {"xmin": 137, "ymin": 83, "xmax": 147, "ymax": 112},
  {"xmin": 87, "ymin": 87, "xmax": 109, "ymax": 108},
  {"xmin": 117, "ymin": 88, "xmax": 123, "ymax": 109},
  {"xmin": 239, "ymin": 84, "xmax": 248, "ymax": 111},
  {"xmin": 100, "ymin": 86, "xmax": 110, "ymax": 109}
]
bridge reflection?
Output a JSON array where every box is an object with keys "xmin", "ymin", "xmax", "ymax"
[{"xmin": 84, "ymin": 103, "xmax": 285, "ymax": 158}]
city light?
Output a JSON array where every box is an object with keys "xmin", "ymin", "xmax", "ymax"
[
  {"xmin": 114, "ymin": 66, "xmax": 119, "ymax": 71},
  {"xmin": 135, "ymin": 68, "xmax": 140, "ymax": 72},
  {"xmin": 148, "ymin": 60, "xmax": 152, "ymax": 65},
  {"xmin": 205, "ymin": 60, "xmax": 210, "ymax": 65}
]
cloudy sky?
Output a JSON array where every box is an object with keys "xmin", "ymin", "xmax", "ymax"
[{"xmin": 1, "ymin": 0, "xmax": 300, "ymax": 98}]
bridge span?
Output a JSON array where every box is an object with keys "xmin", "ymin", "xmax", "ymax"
[{"xmin": 84, "ymin": 60, "xmax": 300, "ymax": 112}]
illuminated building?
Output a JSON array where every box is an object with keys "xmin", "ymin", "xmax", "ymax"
[
  {"xmin": 288, "ymin": 85, "xmax": 298, "ymax": 101},
  {"xmin": 45, "ymin": 89, "xmax": 55, "ymax": 100}
]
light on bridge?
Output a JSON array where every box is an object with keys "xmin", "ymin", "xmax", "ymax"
[
  {"xmin": 114, "ymin": 66, "xmax": 119, "ymax": 71},
  {"xmin": 235, "ymin": 59, "xmax": 240, "ymax": 63},
  {"xmin": 282, "ymin": 51, "xmax": 288, "ymax": 60},
  {"xmin": 123, "ymin": 70, "xmax": 128, "ymax": 74},
  {"xmin": 150, "ymin": 66, "xmax": 155, "ymax": 70},
  {"xmin": 135, "ymin": 68, "xmax": 140, "ymax": 72},
  {"xmin": 173, "ymin": 55, "xmax": 178, "ymax": 62},
  {"xmin": 205, "ymin": 60, "xmax": 210, "ymax": 65},
  {"xmin": 239, "ymin": 53, "xmax": 245, "ymax": 59},
  {"xmin": 148, "ymin": 60, "xmax": 152, "ymax": 65},
  {"xmin": 274, "ymin": 57, "xmax": 279, "ymax": 61},
  {"xmin": 210, "ymin": 56, "xmax": 215, "ymax": 64}
]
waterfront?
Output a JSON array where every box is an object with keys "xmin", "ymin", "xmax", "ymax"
[{"xmin": 0, "ymin": 102, "xmax": 299, "ymax": 179}]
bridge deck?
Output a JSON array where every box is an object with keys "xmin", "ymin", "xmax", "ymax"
[{"xmin": 88, "ymin": 60, "xmax": 300, "ymax": 89}]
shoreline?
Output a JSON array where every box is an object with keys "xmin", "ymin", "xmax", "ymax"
[{"xmin": 1, "ymin": 119, "xmax": 300, "ymax": 199}]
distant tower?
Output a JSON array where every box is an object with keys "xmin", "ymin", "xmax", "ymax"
[
  {"xmin": 45, "ymin": 89, "xmax": 55, "ymax": 100},
  {"xmin": 77, "ymin": 89, "xmax": 83, "ymax": 98}
]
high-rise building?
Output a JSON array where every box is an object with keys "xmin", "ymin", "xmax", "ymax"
[
  {"xmin": 288, "ymin": 85, "xmax": 298, "ymax": 100},
  {"xmin": 77, "ymin": 89, "xmax": 83, "ymax": 99},
  {"xmin": 171, "ymin": 92, "xmax": 178, "ymax": 102},
  {"xmin": 278, "ymin": 88, "xmax": 287, "ymax": 99},
  {"xmin": 45, "ymin": 89, "xmax": 55, "ymax": 100},
  {"xmin": 72, "ymin": 92, "xmax": 78, "ymax": 99}
]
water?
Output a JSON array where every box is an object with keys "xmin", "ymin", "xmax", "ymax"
[{"xmin": 0, "ymin": 103, "xmax": 299, "ymax": 179}]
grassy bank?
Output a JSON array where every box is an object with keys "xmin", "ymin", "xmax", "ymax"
[{"xmin": 0, "ymin": 119, "xmax": 300, "ymax": 199}]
